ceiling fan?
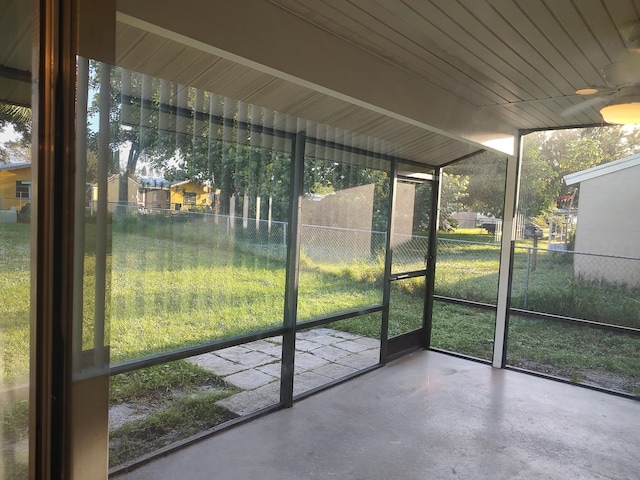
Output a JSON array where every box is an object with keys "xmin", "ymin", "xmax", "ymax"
[{"xmin": 567, "ymin": 21, "xmax": 640, "ymax": 124}]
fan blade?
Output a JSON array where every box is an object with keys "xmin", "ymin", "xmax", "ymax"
[{"xmin": 561, "ymin": 93, "xmax": 615, "ymax": 117}]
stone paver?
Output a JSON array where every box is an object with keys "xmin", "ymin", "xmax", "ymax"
[
  {"xmin": 183, "ymin": 329, "xmax": 384, "ymax": 415},
  {"xmin": 224, "ymin": 369, "xmax": 276, "ymax": 390},
  {"xmin": 336, "ymin": 352, "xmax": 378, "ymax": 370},
  {"xmin": 354, "ymin": 336, "xmax": 380, "ymax": 348},
  {"xmin": 215, "ymin": 388, "xmax": 278, "ymax": 416},
  {"xmin": 333, "ymin": 339, "xmax": 372, "ymax": 353},
  {"xmin": 247, "ymin": 339, "xmax": 280, "ymax": 353},
  {"xmin": 313, "ymin": 362, "xmax": 358, "ymax": 380},
  {"xmin": 256, "ymin": 362, "xmax": 282, "ymax": 378},
  {"xmin": 293, "ymin": 371, "xmax": 333, "ymax": 395},
  {"xmin": 294, "ymin": 339, "xmax": 322, "ymax": 352},
  {"xmin": 293, "ymin": 352, "xmax": 330, "ymax": 371},
  {"xmin": 218, "ymin": 349, "xmax": 277, "ymax": 368},
  {"xmin": 188, "ymin": 354, "xmax": 247, "ymax": 376},
  {"xmin": 328, "ymin": 330, "xmax": 362, "ymax": 340},
  {"xmin": 312, "ymin": 344, "xmax": 353, "ymax": 362}
]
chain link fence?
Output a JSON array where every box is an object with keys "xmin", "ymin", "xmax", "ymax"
[
  {"xmin": 300, "ymin": 225, "xmax": 386, "ymax": 264},
  {"xmin": 512, "ymin": 245, "xmax": 640, "ymax": 311},
  {"xmin": 99, "ymin": 206, "xmax": 640, "ymax": 310}
]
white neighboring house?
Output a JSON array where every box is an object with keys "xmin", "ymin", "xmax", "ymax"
[{"xmin": 564, "ymin": 153, "xmax": 640, "ymax": 288}]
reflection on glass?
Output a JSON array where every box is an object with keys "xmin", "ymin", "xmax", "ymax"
[
  {"xmin": 436, "ymin": 152, "xmax": 506, "ymax": 305},
  {"xmin": 294, "ymin": 318, "xmax": 381, "ymax": 397},
  {"xmin": 392, "ymin": 173, "xmax": 432, "ymax": 274},
  {"xmin": 298, "ymin": 144, "xmax": 389, "ymax": 321},
  {"xmin": 1, "ymin": 3, "xmax": 33, "ymax": 474},
  {"xmin": 109, "ymin": 359, "xmax": 236, "ymax": 466},
  {"xmin": 82, "ymin": 63, "xmax": 293, "ymax": 363},
  {"xmin": 507, "ymin": 128, "xmax": 640, "ymax": 394},
  {"xmin": 507, "ymin": 315, "xmax": 640, "ymax": 395},
  {"xmin": 389, "ymin": 277, "xmax": 425, "ymax": 337},
  {"xmin": 430, "ymin": 302, "xmax": 496, "ymax": 361},
  {"xmin": 511, "ymin": 245, "xmax": 640, "ymax": 328}
]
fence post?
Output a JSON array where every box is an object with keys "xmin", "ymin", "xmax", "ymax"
[
  {"xmin": 524, "ymin": 247, "xmax": 531, "ymax": 308},
  {"xmin": 283, "ymin": 222, "xmax": 287, "ymax": 258}
]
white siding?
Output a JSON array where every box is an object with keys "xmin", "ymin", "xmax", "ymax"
[{"xmin": 574, "ymin": 166, "xmax": 640, "ymax": 287}]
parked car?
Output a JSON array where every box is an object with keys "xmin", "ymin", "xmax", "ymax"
[
  {"xmin": 481, "ymin": 222, "xmax": 498, "ymax": 234},
  {"xmin": 524, "ymin": 223, "xmax": 543, "ymax": 239}
]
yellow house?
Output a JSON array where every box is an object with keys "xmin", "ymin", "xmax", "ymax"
[
  {"xmin": 0, "ymin": 162, "xmax": 32, "ymax": 212},
  {"xmin": 169, "ymin": 180, "xmax": 209, "ymax": 211},
  {"xmin": 92, "ymin": 174, "xmax": 139, "ymax": 212}
]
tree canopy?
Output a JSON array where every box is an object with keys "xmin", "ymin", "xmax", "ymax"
[{"xmin": 442, "ymin": 126, "xmax": 640, "ymax": 222}]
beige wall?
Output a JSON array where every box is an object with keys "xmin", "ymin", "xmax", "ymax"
[{"xmin": 574, "ymin": 167, "xmax": 640, "ymax": 288}]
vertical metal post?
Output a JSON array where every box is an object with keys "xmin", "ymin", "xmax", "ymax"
[
  {"xmin": 94, "ymin": 62, "xmax": 111, "ymax": 369},
  {"xmin": 493, "ymin": 137, "xmax": 523, "ymax": 368},
  {"xmin": 281, "ymin": 131, "xmax": 305, "ymax": 407},
  {"xmin": 422, "ymin": 168, "xmax": 442, "ymax": 348},
  {"xmin": 32, "ymin": 0, "xmax": 77, "ymax": 477},
  {"xmin": 72, "ymin": 57, "xmax": 89, "ymax": 373},
  {"xmin": 380, "ymin": 159, "xmax": 397, "ymax": 362}
]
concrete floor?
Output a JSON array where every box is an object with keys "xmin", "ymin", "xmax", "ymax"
[{"xmin": 117, "ymin": 351, "xmax": 640, "ymax": 480}]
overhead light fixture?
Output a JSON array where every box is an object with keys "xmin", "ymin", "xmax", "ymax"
[
  {"xmin": 600, "ymin": 86, "xmax": 640, "ymax": 124},
  {"xmin": 576, "ymin": 88, "xmax": 599, "ymax": 95}
]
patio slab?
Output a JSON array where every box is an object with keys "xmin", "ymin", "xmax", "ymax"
[
  {"xmin": 185, "ymin": 328, "xmax": 380, "ymax": 416},
  {"xmin": 119, "ymin": 351, "xmax": 640, "ymax": 480}
]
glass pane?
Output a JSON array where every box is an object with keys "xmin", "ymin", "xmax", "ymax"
[
  {"xmin": 82, "ymin": 65, "xmax": 293, "ymax": 363},
  {"xmin": 298, "ymin": 142, "xmax": 390, "ymax": 321},
  {"xmin": 434, "ymin": 238, "xmax": 501, "ymax": 304},
  {"xmin": 392, "ymin": 164, "xmax": 433, "ymax": 274},
  {"xmin": 294, "ymin": 316, "xmax": 381, "ymax": 397},
  {"xmin": 430, "ymin": 302, "xmax": 496, "ymax": 361},
  {"xmin": 507, "ymin": 127, "xmax": 640, "ymax": 391},
  {"xmin": 436, "ymin": 152, "xmax": 506, "ymax": 304},
  {"xmin": 507, "ymin": 315, "xmax": 640, "ymax": 395},
  {"xmin": 512, "ymin": 128, "xmax": 640, "ymax": 325},
  {"xmin": 109, "ymin": 354, "xmax": 251, "ymax": 467},
  {"xmin": 1, "ymin": 2, "xmax": 34, "ymax": 477},
  {"xmin": 389, "ymin": 277, "xmax": 425, "ymax": 337},
  {"xmin": 511, "ymin": 245, "xmax": 640, "ymax": 329}
]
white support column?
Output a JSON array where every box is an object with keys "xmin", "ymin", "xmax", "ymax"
[
  {"xmin": 492, "ymin": 137, "xmax": 523, "ymax": 368},
  {"xmin": 243, "ymin": 193, "xmax": 249, "ymax": 229},
  {"xmin": 255, "ymin": 195, "xmax": 261, "ymax": 229}
]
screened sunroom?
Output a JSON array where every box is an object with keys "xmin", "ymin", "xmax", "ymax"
[{"xmin": 1, "ymin": 1, "xmax": 639, "ymax": 478}]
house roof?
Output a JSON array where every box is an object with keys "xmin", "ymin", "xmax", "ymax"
[
  {"xmin": 138, "ymin": 176, "xmax": 173, "ymax": 189},
  {"xmin": 564, "ymin": 152, "xmax": 640, "ymax": 186},
  {"xmin": 0, "ymin": 161, "xmax": 31, "ymax": 172},
  {"xmin": 171, "ymin": 180, "xmax": 203, "ymax": 189}
]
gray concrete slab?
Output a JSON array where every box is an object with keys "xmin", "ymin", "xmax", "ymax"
[{"xmin": 118, "ymin": 351, "xmax": 640, "ymax": 480}]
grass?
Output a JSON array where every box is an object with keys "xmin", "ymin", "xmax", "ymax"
[
  {"xmin": 108, "ymin": 360, "xmax": 240, "ymax": 466},
  {"xmin": 0, "ymin": 399, "xmax": 28, "ymax": 479},
  {"xmin": 2, "ymin": 219, "xmax": 640, "ymax": 468},
  {"xmin": 0, "ymin": 224, "xmax": 30, "ymax": 385}
]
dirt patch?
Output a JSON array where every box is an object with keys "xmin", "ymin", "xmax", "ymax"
[{"xmin": 513, "ymin": 360, "xmax": 639, "ymax": 395}]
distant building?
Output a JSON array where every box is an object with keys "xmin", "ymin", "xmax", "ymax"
[
  {"xmin": 564, "ymin": 153, "xmax": 640, "ymax": 288},
  {"xmin": 92, "ymin": 174, "xmax": 140, "ymax": 212},
  {"xmin": 0, "ymin": 162, "xmax": 31, "ymax": 212}
]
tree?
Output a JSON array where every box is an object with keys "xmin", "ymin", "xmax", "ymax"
[
  {"xmin": 0, "ymin": 102, "xmax": 31, "ymax": 163},
  {"xmin": 521, "ymin": 126, "xmax": 640, "ymax": 216},
  {"xmin": 445, "ymin": 151, "xmax": 506, "ymax": 218},
  {"xmin": 441, "ymin": 125, "xmax": 640, "ymax": 224},
  {"xmin": 439, "ymin": 172, "xmax": 469, "ymax": 230}
]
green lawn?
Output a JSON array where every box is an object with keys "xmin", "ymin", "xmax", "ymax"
[{"xmin": 2, "ymin": 220, "xmax": 640, "ymax": 469}]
